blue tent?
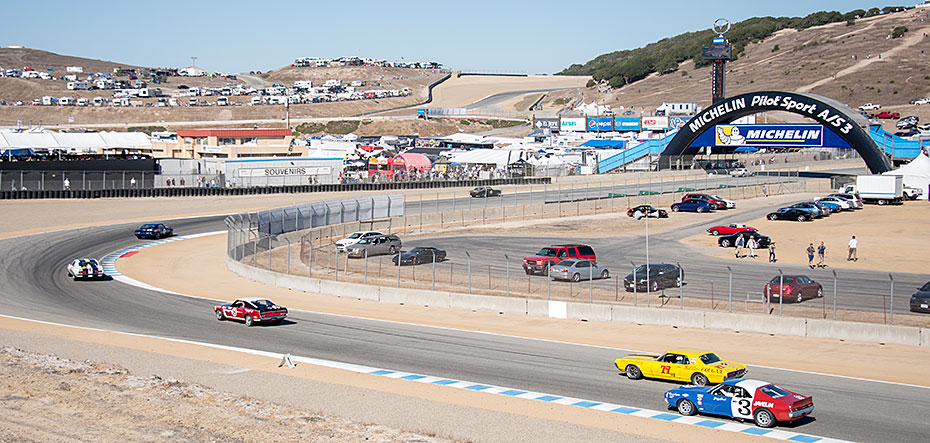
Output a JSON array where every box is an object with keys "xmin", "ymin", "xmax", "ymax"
[
  {"xmin": 733, "ymin": 146, "xmax": 759, "ymax": 152},
  {"xmin": 580, "ymin": 140, "xmax": 626, "ymax": 148},
  {"xmin": 1, "ymin": 148, "xmax": 36, "ymax": 157}
]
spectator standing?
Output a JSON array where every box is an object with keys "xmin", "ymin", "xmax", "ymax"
[
  {"xmin": 735, "ymin": 234, "xmax": 745, "ymax": 258},
  {"xmin": 180, "ymin": 177, "xmax": 185, "ymax": 187},
  {"xmin": 747, "ymin": 237, "xmax": 758, "ymax": 258},
  {"xmin": 817, "ymin": 241, "xmax": 826, "ymax": 268},
  {"xmin": 762, "ymin": 184, "xmax": 768, "ymax": 197},
  {"xmin": 847, "ymin": 235, "xmax": 858, "ymax": 261},
  {"xmin": 768, "ymin": 242, "xmax": 777, "ymax": 263},
  {"xmin": 807, "ymin": 243, "xmax": 816, "ymax": 268},
  {"xmin": 63, "ymin": 178, "xmax": 70, "ymax": 190},
  {"xmin": 130, "ymin": 177, "xmax": 136, "ymax": 188}
]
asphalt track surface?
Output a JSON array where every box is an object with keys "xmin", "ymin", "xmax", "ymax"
[{"xmin": 2, "ymin": 173, "xmax": 927, "ymax": 442}]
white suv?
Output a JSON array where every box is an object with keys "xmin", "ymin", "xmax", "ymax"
[
  {"xmin": 858, "ymin": 103, "xmax": 881, "ymax": 111},
  {"xmin": 335, "ymin": 231, "xmax": 383, "ymax": 252}
]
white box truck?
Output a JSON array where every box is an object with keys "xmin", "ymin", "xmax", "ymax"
[{"xmin": 854, "ymin": 175, "xmax": 903, "ymax": 205}]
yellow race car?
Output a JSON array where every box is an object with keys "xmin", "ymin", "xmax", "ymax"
[{"xmin": 614, "ymin": 349, "xmax": 747, "ymax": 386}]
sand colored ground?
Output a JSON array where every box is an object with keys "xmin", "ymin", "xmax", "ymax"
[
  {"xmin": 118, "ymin": 233, "xmax": 928, "ymax": 387},
  {"xmin": 430, "ymin": 75, "xmax": 589, "ymax": 108},
  {"xmin": 683, "ymin": 200, "xmax": 930, "ymax": 275}
]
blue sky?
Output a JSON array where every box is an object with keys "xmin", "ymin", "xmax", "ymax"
[{"xmin": 2, "ymin": 1, "xmax": 899, "ymax": 74}]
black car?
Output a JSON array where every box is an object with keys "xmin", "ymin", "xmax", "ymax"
[
  {"xmin": 626, "ymin": 204, "xmax": 668, "ymax": 218},
  {"xmin": 767, "ymin": 207, "xmax": 813, "ymax": 222},
  {"xmin": 623, "ymin": 263, "xmax": 683, "ymax": 292},
  {"xmin": 789, "ymin": 202, "xmax": 825, "ymax": 218},
  {"xmin": 134, "ymin": 223, "xmax": 173, "ymax": 239},
  {"xmin": 470, "ymin": 186, "xmax": 502, "ymax": 198},
  {"xmin": 910, "ymin": 281, "xmax": 930, "ymax": 313},
  {"xmin": 392, "ymin": 246, "xmax": 446, "ymax": 265},
  {"xmin": 718, "ymin": 231, "xmax": 771, "ymax": 248}
]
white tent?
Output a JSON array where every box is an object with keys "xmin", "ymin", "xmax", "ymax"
[
  {"xmin": 448, "ymin": 149, "xmax": 526, "ymax": 168},
  {"xmin": 883, "ymin": 152, "xmax": 930, "ymax": 200}
]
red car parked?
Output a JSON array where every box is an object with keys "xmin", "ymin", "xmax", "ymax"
[
  {"xmin": 682, "ymin": 193, "xmax": 727, "ymax": 209},
  {"xmin": 706, "ymin": 224, "xmax": 757, "ymax": 236},
  {"xmin": 523, "ymin": 244, "xmax": 596, "ymax": 275},
  {"xmin": 874, "ymin": 111, "xmax": 900, "ymax": 119},
  {"xmin": 215, "ymin": 297, "xmax": 288, "ymax": 326},
  {"xmin": 763, "ymin": 275, "xmax": 823, "ymax": 304}
]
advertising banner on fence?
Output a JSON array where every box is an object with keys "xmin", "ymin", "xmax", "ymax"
[
  {"xmin": 560, "ymin": 117, "xmax": 586, "ymax": 132},
  {"xmin": 669, "ymin": 116, "xmax": 691, "ymax": 130},
  {"xmin": 614, "ymin": 117, "xmax": 641, "ymax": 131},
  {"xmin": 641, "ymin": 116, "xmax": 669, "ymax": 131},
  {"xmin": 714, "ymin": 124, "xmax": 824, "ymax": 147},
  {"xmin": 240, "ymin": 166, "xmax": 333, "ymax": 177},
  {"xmin": 533, "ymin": 118, "xmax": 559, "ymax": 131},
  {"xmin": 586, "ymin": 117, "xmax": 614, "ymax": 132}
]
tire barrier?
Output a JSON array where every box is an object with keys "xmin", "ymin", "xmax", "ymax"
[{"xmin": 0, "ymin": 177, "xmax": 551, "ymax": 200}]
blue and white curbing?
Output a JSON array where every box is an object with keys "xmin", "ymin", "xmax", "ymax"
[{"xmin": 104, "ymin": 233, "xmax": 849, "ymax": 443}]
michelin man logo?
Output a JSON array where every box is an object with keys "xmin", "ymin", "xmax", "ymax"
[{"xmin": 716, "ymin": 125, "xmax": 746, "ymax": 146}]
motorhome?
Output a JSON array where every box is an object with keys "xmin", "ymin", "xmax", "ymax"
[
  {"xmin": 216, "ymin": 97, "xmax": 229, "ymax": 106},
  {"xmin": 42, "ymin": 96, "xmax": 55, "ymax": 106},
  {"xmin": 92, "ymin": 97, "xmax": 106, "ymax": 106},
  {"xmin": 188, "ymin": 97, "xmax": 198, "ymax": 106},
  {"xmin": 67, "ymin": 81, "xmax": 89, "ymax": 90},
  {"xmin": 294, "ymin": 80, "xmax": 313, "ymax": 90},
  {"xmin": 168, "ymin": 98, "xmax": 178, "ymax": 106},
  {"xmin": 655, "ymin": 102, "xmax": 700, "ymax": 116},
  {"xmin": 59, "ymin": 97, "xmax": 76, "ymax": 106},
  {"xmin": 61, "ymin": 74, "xmax": 78, "ymax": 82},
  {"xmin": 155, "ymin": 98, "xmax": 169, "ymax": 107},
  {"xmin": 76, "ymin": 98, "xmax": 89, "ymax": 107},
  {"xmin": 138, "ymin": 88, "xmax": 161, "ymax": 98},
  {"xmin": 323, "ymin": 79, "xmax": 342, "ymax": 88}
]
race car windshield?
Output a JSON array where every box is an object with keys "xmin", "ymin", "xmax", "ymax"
[
  {"xmin": 251, "ymin": 300, "xmax": 277, "ymax": 310},
  {"xmin": 537, "ymin": 248, "xmax": 558, "ymax": 257},
  {"xmin": 699, "ymin": 353, "xmax": 721, "ymax": 364},
  {"xmin": 759, "ymin": 384, "xmax": 793, "ymax": 398},
  {"xmin": 141, "ymin": 224, "xmax": 158, "ymax": 229}
]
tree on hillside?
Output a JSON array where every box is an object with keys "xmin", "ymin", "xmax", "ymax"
[{"xmin": 892, "ymin": 26, "xmax": 908, "ymax": 38}]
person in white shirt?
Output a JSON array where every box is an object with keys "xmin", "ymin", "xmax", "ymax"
[{"xmin": 847, "ymin": 235, "xmax": 858, "ymax": 261}]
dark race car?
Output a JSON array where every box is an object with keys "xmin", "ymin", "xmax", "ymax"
[
  {"xmin": 134, "ymin": 223, "xmax": 173, "ymax": 239},
  {"xmin": 470, "ymin": 186, "xmax": 502, "ymax": 198},
  {"xmin": 627, "ymin": 205, "xmax": 668, "ymax": 218},
  {"xmin": 665, "ymin": 379, "xmax": 814, "ymax": 428},
  {"xmin": 718, "ymin": 231, "xmax": 770, "ymax": 248},
  {"xmin": 392, "ymin": 246, "xmax": 447, "ymax": 265},
  {"xmin": 670, "ymin": 199, "xmax": 717, "ymax": 213},
  {"xmin": 215, "ymin": 297, "xmax": 288, "ymax": 326}
]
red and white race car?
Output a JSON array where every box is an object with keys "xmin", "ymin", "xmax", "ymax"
[
  {"xmin": 706, "ymin": 223, "xmax": 757, "ymax": 236},
  {"xmin": 665, "ymin": 379, "xmax": 814, "ymax": 428},
  {"xmin": 214, "ymin": 297, "xmax": 288, "ymax": 326}
]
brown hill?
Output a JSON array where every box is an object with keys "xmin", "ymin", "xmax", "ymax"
[
  {"xmin": 0, "ymin": 47, "xmax": 143, "ymax": 74},
  {"xmin": 586, "ymin": 10, "xmax": 930, "ymax": 130}
]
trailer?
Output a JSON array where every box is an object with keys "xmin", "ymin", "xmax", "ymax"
[{"xmin": 850, "ymin": 175, "xmax": 904, "ymax": 205}]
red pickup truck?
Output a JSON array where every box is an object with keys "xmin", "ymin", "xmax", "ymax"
[
  {"xmin": 523, "ymin": 244, "xmax": 596, "ymax": 275},
  {"xmin": 874, "ymin": 111, "xmax": 900, "ymax": 119}
]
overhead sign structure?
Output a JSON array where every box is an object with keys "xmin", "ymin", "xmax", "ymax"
[
  {"xmin": 240, "ymin": 166, "xmax": 332, "ymax": 177},
  {"xmin": 560, "ymin": 117, "xmax": 586, "ymax": 132},
  {"xmin": 715, "ymin": 124, "xmax": 824, "ymax": 147},
  {"xmin": 586, "ymin": 117, "xmax": 614, "ymax": 132}
]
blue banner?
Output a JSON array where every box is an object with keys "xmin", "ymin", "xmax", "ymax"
[
  {"xmin": 669, "ymin": 117, "xmax": 690, "ymax": 130},
  {"xmin": 614, "ymin": 117, "xmax": 641, "ymax": 131},
  {"xmin": 689, "ymin": 124, "xmax": 850, "ymax": 148},
  {"xmin": 586, "ymin": 117, "xmax": 613, "ymax": 132}
]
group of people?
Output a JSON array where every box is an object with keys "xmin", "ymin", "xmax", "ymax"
[
  {"xmin": 733, "ymin": 234, "xmax": 778, "ymax": 262},
  {"xmin": 804, "ymin": 236, "xmax": 859, "ymax": 268}
]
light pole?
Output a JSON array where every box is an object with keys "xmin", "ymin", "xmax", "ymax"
[
  {"xmin": 645, "ymin": 210, "xmax": 650, "ymax": 307},
  {"xmin": 889, "ymin": 273, "xmax": 894, "ymax": 325},
  {"xmin": 677, "ymin": 262, "xmax": 683, "ymax": 310}
]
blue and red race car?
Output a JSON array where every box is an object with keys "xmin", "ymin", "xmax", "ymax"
[{"xmin": 664, "ymin": 379, "xmax": 813, "ymax": 428}]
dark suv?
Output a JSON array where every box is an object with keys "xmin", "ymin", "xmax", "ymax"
[{"xmin": 523, "ymin": 244, "xmax": 596, "ymax": 275}]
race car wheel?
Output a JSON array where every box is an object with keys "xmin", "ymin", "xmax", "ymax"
[
  {"xmin": 571, "ymin": 273, "xmax": 581, "ymax": 282},
  {"xmin": 153, "ymin": 232, "xmax": 160, "ymax": 239},
  {"xmin": 691, "ymin": 373, "xmax": 709, "ymax": 387},
  {"xmin": 720, "ymin": 239, "xmax": 731, "ymax": 247},
  {"xmin": 797, "ymin": 215, "xmax": 806, "ymax": 222},
  {"xmin": 768, "ymin": 214, "xmax": 779, "ymax": 221},
  {"xmin": 816, "ymin": 287, "xmax": 823, "ymax": 298},
  {"xmin": 677, "ymin": 399, "xmax": 697, "ymax": 416},
  {"xmin": 244, "ymin": 315, "xmax": 254, "ymax": 327},
  {"xmin": 711, "ymin": 230, "xmax": 719, "ymax": 236},
  {"xmin": 753, "ymin": 408, "xmax": 776, "ymax": 428},
  {"xmin": 625, "ymin": 365, "xmax": 643, "ymax": 380},
  {"xmin": 696, "ymin": 207, "xmax": 705, "ymax": 213},
  {"xmin": 671, "ymin": 206, "xmax": 680, "ymax": 212},
  {"xmin": 215, "ymin": 310, "xmax": 224, "ymax": 321},
  {"xmin": 601, "ymin": 270, "xmax": 610, "ymax": 279}
]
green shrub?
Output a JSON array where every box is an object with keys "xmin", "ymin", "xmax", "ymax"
[
  {"xmin": 892, "ymin": 26, "xmax": 908, "ymax": 38},
  {"xmin": 772, "ymin": 45, "xmax": 780, "ymax": 52}
]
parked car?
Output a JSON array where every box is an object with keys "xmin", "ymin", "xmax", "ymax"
[
  {"xmin": 828, "ymin": 193, "xmax": 863, "ymax": 208},
  {"xmin": 470, "ymin": 186, "xmax": 501, "ymax": 198},
  {"xmin": 763, "ymin": 275, "xmax": 823, "ymax": 303},
  {"xmin": 627, "ymin": 204, "xmax": 668, "ymax": 218},
  {"xmin": 874, "ymin": 111, "xmax": 900, "ymax": 119},
  {"xmin": 729, "ymin": 168, "xmax": 753, "ymax": 177},
  {"xmin": 391, "ymin": 246, "xmax": 446, "ymax": 265},
  {"xmin": 335, "ymin": 231, "xmax": 383, "ymax": 252},
  {"xmin": 810, "ymin": 200, "xmax": 838, "ymax": 214},
  {"xmin": 912, "ymin": 98, "xmax": 930, "ymax": 105},
  {"xmin": 708, "ymin": 194, "xmax": 736, "ymax": 209},
  {"xmin": 134, "ymin": 223, "xmax": 173, "ymax": 239},
  {"xmin": 665, "ymin": 380, "xmax": 813, "ymax": 428},
  {"xmin": 707, "ymin": 224, "xmax": 756, "ymax": 236},
  {"xmin": 766, "ymin": 207, "xmax": 812, "ymax": 222},
  {"xmin": 549, "ymin": 259, "xmax": 610, "ymax": 281},
  {"xmin": 623, "ymin": 263, "xmax": 683, "ymax": 292},
  {"xmin": 615, "ymin": 349, "xmax": 746, "ymax": 386},
  {"xmin": 67, "ymin": 258, "xmax": 105, "ymax": 280},
  {"xmin": 789, "ymin": 202, "xmax": 825, "ymax": 218},
  {"xmin": 523, "ymin": 244, "xmax": 596, "ymax": 275},
  {"xmin": 214, "ymin": 297, "xmax": 287, "ymax": 326},
  {"xmin": 815, "ymin": 196, "xmax": 852, "ymax": 210},
  {"xmin": 910, "ymin": 281, "xmax": 930, "ymax": 313},
  {"xmin": 717, "ymin": 231, "xmax": 770, "ymax": 248},
  {"xmin": 346, "ymin": 234, "xmax": 402, "ymax": 258},
  {"xmin": 858, "ymin": 103, "xmax": 881, "ymax": 111},
  {"xmin": 903, "ymin": 186, "xmax": 924, "ymax": 200},
  {"xmin": 670, "ymin": 199, "xmax": 717, "ymax": 213},
  {"xmin": 681, "ymin": 193, "xmax": 727, "ymax": 209}
]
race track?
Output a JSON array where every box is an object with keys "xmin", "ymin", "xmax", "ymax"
[{"xmin": 0, "ymin": 211, "xmax": 927, "ymax": 442}]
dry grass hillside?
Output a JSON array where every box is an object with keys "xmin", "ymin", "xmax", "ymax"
[
  {"xmin": 585, "ymin": 9, "xmax": 930, "ymax": 128},
  {"xmin": 0, "ymin": 47, "xmax": 142, "ymax": 74},
  {"xmin": 261, "ymin": 65, "xmax": 438, "ymax": 91}
]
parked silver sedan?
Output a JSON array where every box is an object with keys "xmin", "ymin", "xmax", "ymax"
[
  {"xmin": 346, "ymin": 234, "xmax": 402, "ymax": 258},
  {"xmin": 549, "ymin": 259, "xmax": 610, "ymax": 282}
]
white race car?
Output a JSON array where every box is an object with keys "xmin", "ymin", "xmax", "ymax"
[
  {"xmin": 729, "ymin": 168, "xmax": 753, "ymax": 177},
  {"xmin": 67, "ymin": 258, "xmax": 105, "ymax": 280},
  {"xmin": 335, "ymin": 231, "xmax": 383, "ymax": 252}
]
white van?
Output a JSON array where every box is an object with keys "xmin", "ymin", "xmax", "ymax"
[
  {"xmin": 250, "ymin": 96, "xmax": 262, "ymax": 106},
  {"xmin": 76, "ymin": 98, "xmax": 89, "ymax": 106},
  {"xmin": 188, "ymin": 97, "xmax": 198, "ymax": 106}
]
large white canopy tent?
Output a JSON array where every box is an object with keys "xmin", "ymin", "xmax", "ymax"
[{"xmin": 883, "ymin": 152, "xmax": 930, "ymax": 200}]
